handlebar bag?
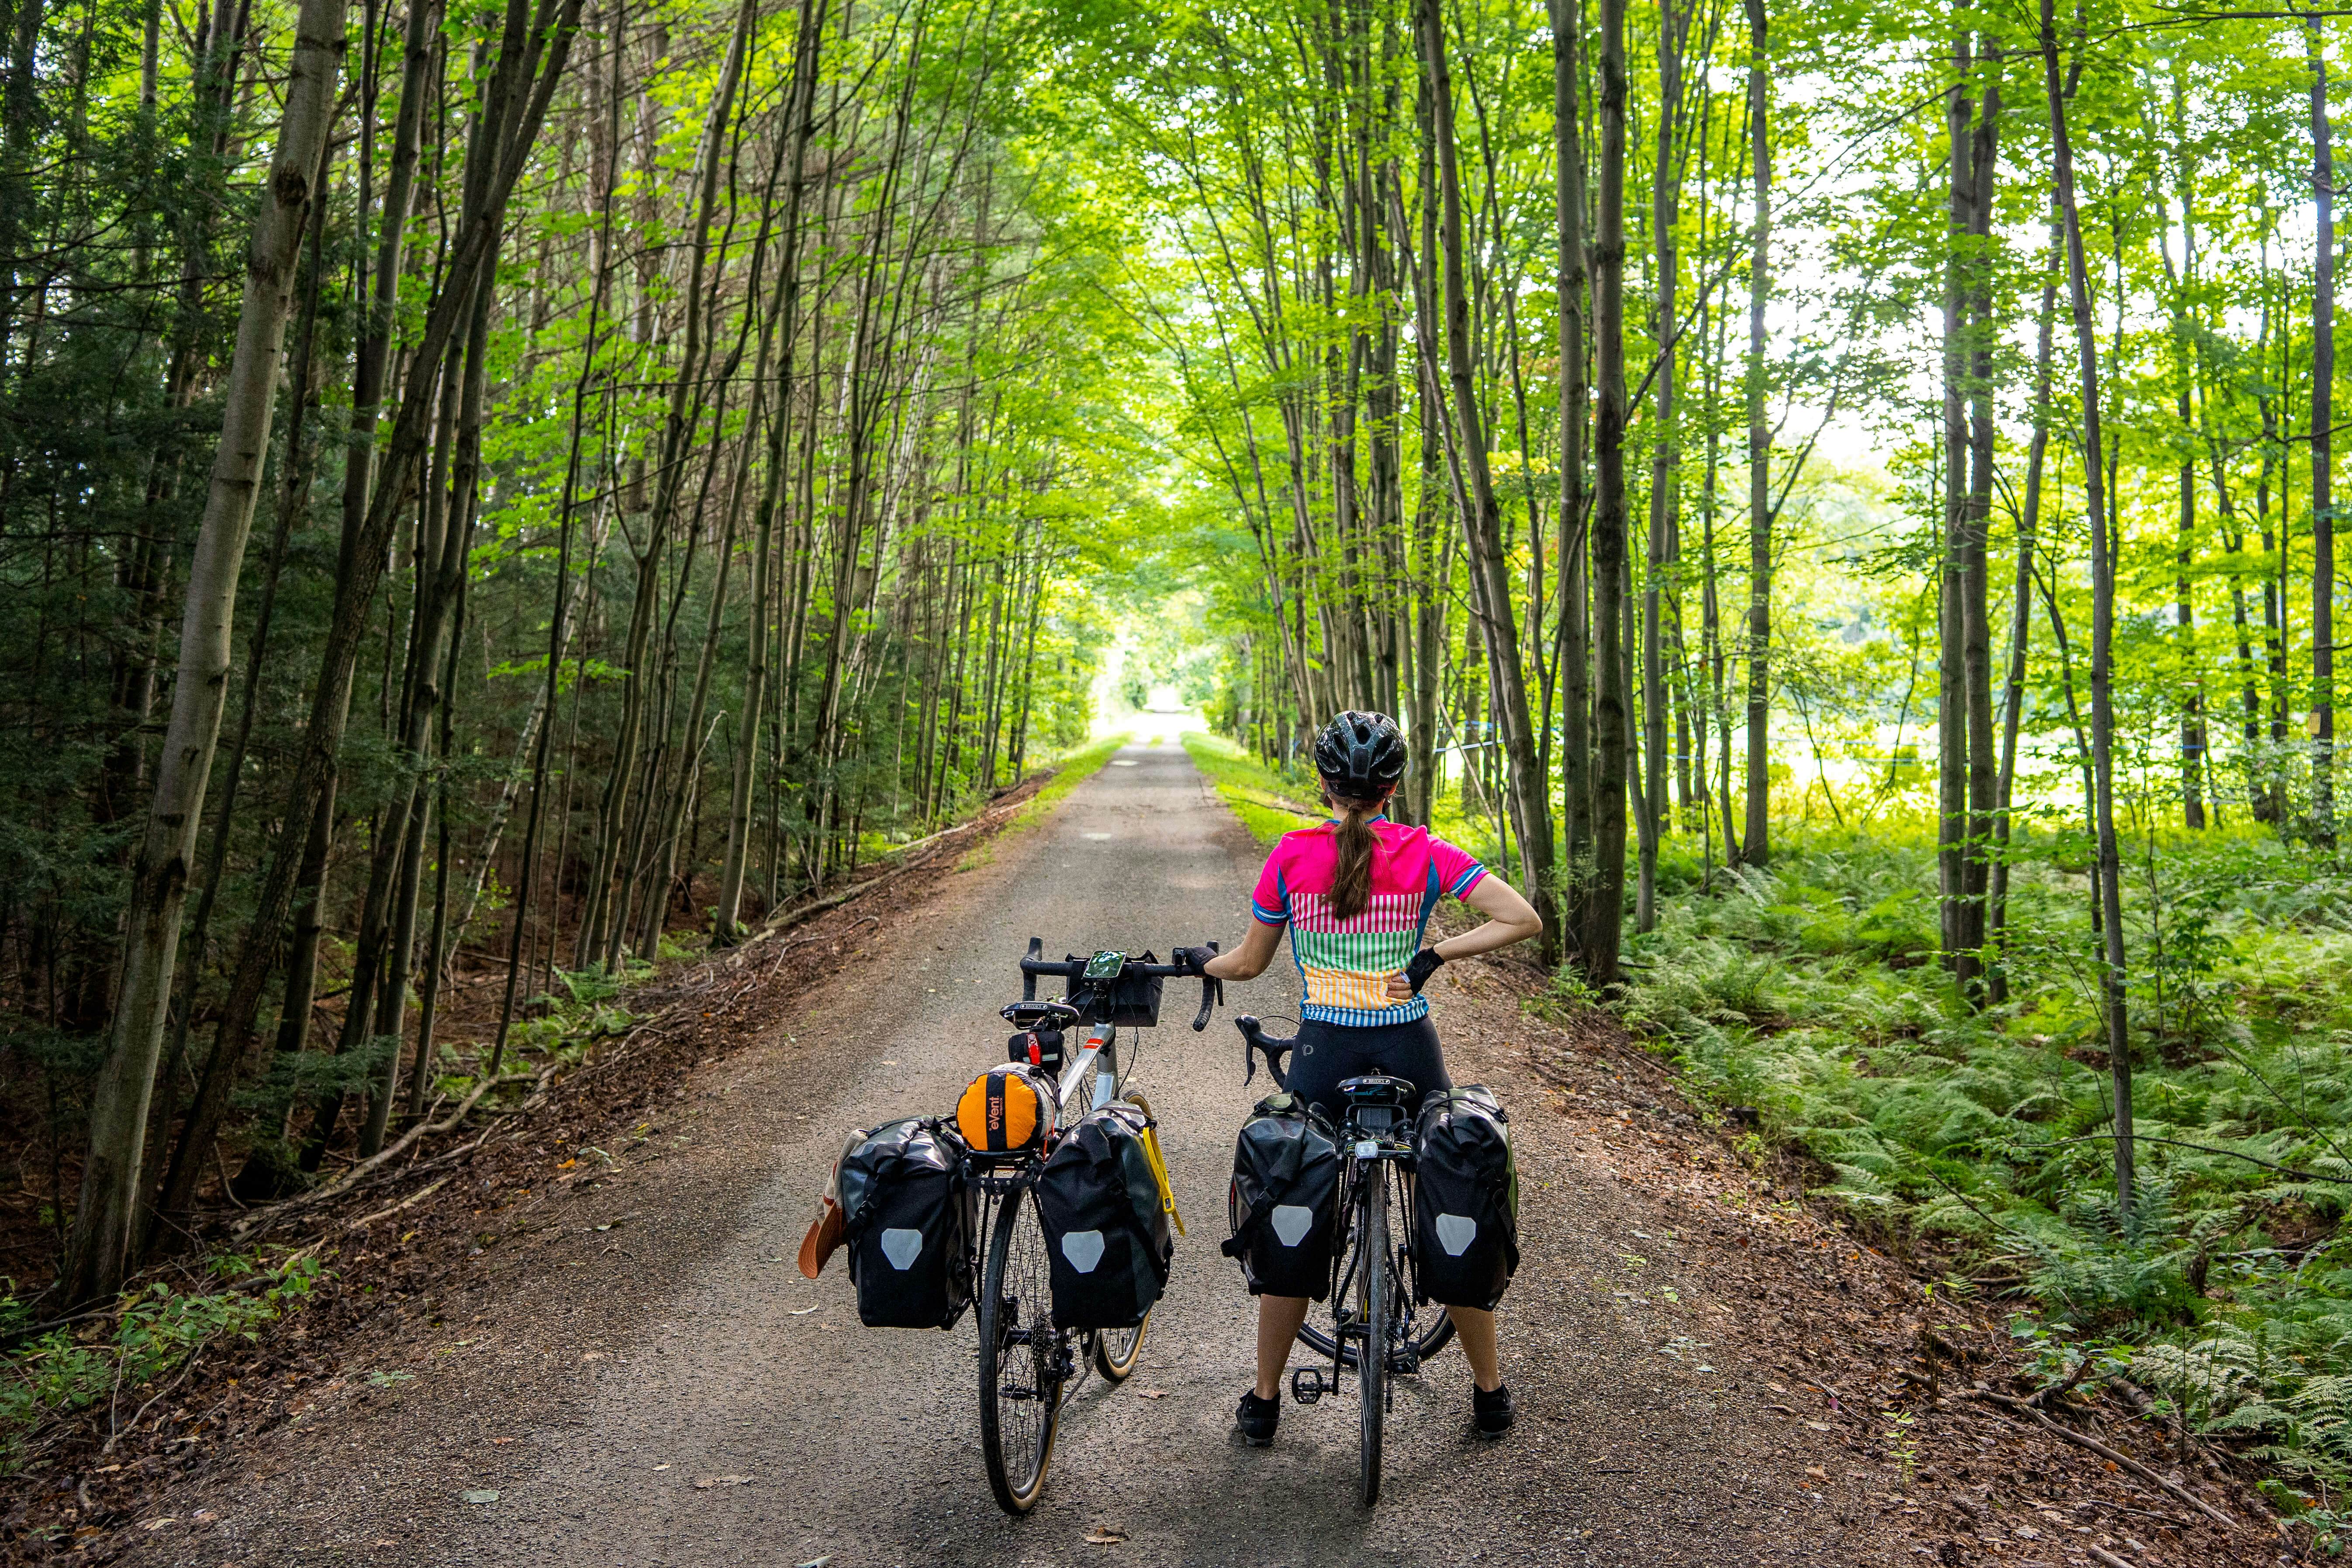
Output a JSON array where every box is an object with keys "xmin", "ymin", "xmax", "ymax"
[
  {"xmin": 838, "ymin": 1118, "xmax": 975, "ymax": 1330},
  {"xmin": 1410, "ymin": 1086, "xmax": 1519, "ymax": 1310},
  {"xmin": 1221, "ymin": 1092, "xmax": 1342, "ymax": 1301},
  {"xmin": 1034, "ymin": 1102, "xmax": 1174, "ymax": 1330}
]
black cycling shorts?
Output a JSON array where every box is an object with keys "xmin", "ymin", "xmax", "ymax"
[{"xmin": 1283, "ymin": 1014, "xmax": 1452, "ymax": 1123}]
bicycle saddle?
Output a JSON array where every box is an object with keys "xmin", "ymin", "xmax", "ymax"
[{"xmin": 1336, "ymin": 1074, "xmax": 1415, "ymax": 1107}]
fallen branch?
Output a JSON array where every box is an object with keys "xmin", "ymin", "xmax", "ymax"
[
  {"xmin": 1972, "ymin": 1388, "xmax": 2238, "ymax": 1532},
  {"xmin": 757, "ymin": 873, "xmax": 892, "ymax": 935},
  {"xmin": 230, "ymin": 1071, "xmax": 528, "ymax": 1240},
  {"xmin": 345, "ymin": 1175, "xmax": 451, "ymax": 1233}
]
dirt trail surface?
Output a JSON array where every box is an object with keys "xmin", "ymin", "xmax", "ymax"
[{"xmin": 117, "ymin": 743, "xmax": 2284, "ymax": 1567}]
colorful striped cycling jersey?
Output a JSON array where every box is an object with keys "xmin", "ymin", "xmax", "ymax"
[{"xmin": 1251, "ymin": 819, "xmax": 1486, "ymax": 1026}]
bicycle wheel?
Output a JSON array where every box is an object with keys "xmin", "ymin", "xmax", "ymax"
[
  {"xmin": 1356, "ymin": 1170, "xmax": 1388, "ymax": 1509},
  {"xmin": 978, "ymin": 1183, "xmax": 1069, "ymax": 1515},
  {"xmin": 1298, "ymin": 1171, "xmax": 1454, "ymax": 1368},
  {"xmin": 1089, "ymin": 1309, "xmax": 1150, "ymax": 1381}
]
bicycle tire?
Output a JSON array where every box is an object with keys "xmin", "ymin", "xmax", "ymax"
[
  {"xmin": 978, "ymin": 1184, "xmax": 1067, "ymax": 1515},
  {"xmin": 1089, "ymin": 1311, "xmax": 1150, "ymax": 1381},
  {"xmin": 1357, "ymin": 1169, "xmax": 1387, "ymax": 1509}
]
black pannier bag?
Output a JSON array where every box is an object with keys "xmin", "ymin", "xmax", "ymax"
[
  {"xmin": 1034, "ymin": 1102, "xmax": 1174, "ymax": 1329},
  {"xmin": 1222, "ymin": 1092, "xmax": 1343, "ymax": 1300},
  {"xmin": 838, "ymin": 1118, "xmax": 974, "ymax": 1329},
  {"xmin": 1411, "ymin": 1086, "xmax": 1519, "ymax": 1310}
]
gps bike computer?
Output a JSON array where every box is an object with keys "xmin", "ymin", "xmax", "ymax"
[{"xmin": 1082, "ymin": 950, "xmax": 1127, "ymax": 981}]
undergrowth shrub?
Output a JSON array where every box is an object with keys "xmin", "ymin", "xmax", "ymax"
[
  {"xmin": 0, "ymin": 1250, "xmax": 321, "ymax": 1471},
  {"xmin": 1607, "ymin": 821, "xmax": 2352, "ymax": 1492}
]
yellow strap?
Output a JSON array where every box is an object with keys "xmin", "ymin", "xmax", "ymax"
[{"xmin": 1124, "ymin": 1092, "xmax": 1185, "ymax": 1236}]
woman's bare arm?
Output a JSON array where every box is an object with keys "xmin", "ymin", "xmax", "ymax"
[{"xmin": 1203, "ymin": 919, "xmax": 1284, "ymax": 981}]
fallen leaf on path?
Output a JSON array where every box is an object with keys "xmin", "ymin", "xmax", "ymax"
[
  {"xmin": 1136, "ymin": 1389, "xmax": 1167, "ymax": 1399},
  {"xmin": 490, "ymin": 1437, "xmax": 514, "ymax": 1445},
  {"xmin": 694, "ymin": 1474, "xmax": 753, "ymax": 1489},
  {"xmin": 139, "ymin": 1518, "xmax": 175, "ymax": 1531},
  {"xmin": 1085, "ymin": 1526, "xmax": 1129, "ymax": 1544},
  {"xmin": 459, "ymin": 1490, "xmax": 500, "ymax": 1505},
  {"xmin": 1804, "ymin": 1466, "xmax": 1825, "ymax": 1480},
  {"xmin": 1805, "ymin": 1420, "xmax": 1832, "ymax": 1431}
]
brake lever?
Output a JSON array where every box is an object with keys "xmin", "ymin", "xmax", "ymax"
[{"xmin": 1190, "ymin": 939, "xmax": 1222, "ymax": 1032}]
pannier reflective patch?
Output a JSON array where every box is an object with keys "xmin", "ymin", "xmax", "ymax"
[
  {"xmin": 880, "ymin": 1228, "xmax": 924, "ymax": 1270},
  {"xmin": 1270, "ymin": 1205, "xmax": 1315, "ymax": 1247},
  {"xmin": 1435, "ymin": 1214, "xmax": 1478, "ymax": 1256},
  {"xmin": 1060, "ymin": 1230, "xmax": 1106, "ymax": 1273}
]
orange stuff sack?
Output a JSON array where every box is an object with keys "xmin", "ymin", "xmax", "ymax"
[{"xmin": 957, "ymin": 1064, "xmax": 1056, "ymax": 1154}]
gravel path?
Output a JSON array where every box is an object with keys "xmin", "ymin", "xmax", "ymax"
[{"xmin": 141, "ymin": 740, "xmax": 1914, "ymax": 1566}]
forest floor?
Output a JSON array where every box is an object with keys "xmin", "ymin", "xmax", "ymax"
[{"xmin": 12, "ymin": 741, "xmax": 2308, "ymax": 1566}]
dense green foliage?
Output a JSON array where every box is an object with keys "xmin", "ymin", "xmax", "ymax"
[{"xmin": 1619, "ymin": 822, "xmax": 2352, "ymax": 1503}]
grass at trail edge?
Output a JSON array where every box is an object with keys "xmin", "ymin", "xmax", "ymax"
[
  {"xmin": 956, "ymin": 732, "xmax": 1132, "ymax": 870},
  {"xmin": 1180, "ymin": 732, "xmax": 1318, "ymax": 845}
]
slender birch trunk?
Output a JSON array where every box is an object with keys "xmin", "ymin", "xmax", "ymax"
[{"xmin": 64, "ymin": 0, "xmax": 349, "ymax": 1304}]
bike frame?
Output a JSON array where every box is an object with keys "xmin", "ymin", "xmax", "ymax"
[
  {"xmin": 968, "ymin": 941, "xmax": 1216, "ymax": 1515},
  {"xmin": 1326, "ymin": 1105, "xmax": 1418, "ymax": 1371}
]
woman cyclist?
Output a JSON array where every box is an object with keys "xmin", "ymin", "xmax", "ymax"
[{"xmin": 1186, "ymin": 711, "xmax": 1542, "ymax": 1445}]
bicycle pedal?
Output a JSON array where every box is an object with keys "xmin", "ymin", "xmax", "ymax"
[{"xmin": 1290, "ymin": 1368, "xmax": 1328, "ymax": 1405}]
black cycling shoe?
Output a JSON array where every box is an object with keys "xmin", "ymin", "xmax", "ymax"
[
  {"xmin": 1237, "ymin": 1388, "xmax": 1281, "ymax": 1446},
  {"xmin": 1472, "ymin": 1382, "xmax": 1515, "ymax": 1438}
]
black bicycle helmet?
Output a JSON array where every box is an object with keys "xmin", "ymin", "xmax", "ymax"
[{"xmin": 1313, "ymin": 710, "xmax": 1408, "ymax": 797}]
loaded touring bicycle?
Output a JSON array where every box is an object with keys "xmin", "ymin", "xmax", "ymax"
[{"xmin": 826, "ymin": 939, "xmax": 1217, "ymax": 1515}]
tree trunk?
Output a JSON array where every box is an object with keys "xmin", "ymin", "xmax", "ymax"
[
  {"xmin": 2314, "ymin": 17, "xmax": 2336, "ymax": 843},
  {"xmin": 1936, "ymin": 25, "xmax": 1973, "ymax": 977},
  {"xmin": 1991, "ymin": 209, "xmax": 2061, "ymax": 1000},
  {"xmin": 1637, "ymin": 0, "xmax": 1681, "ymax": 935},
  {"xmin": 1741, "ymin": 0, "xmax": 1769, "ymax": 870},
  {"xmin": 1583, "ymin": 0, "xmax": 1631, "ymax": 984},
  {"xmin": 2043, "ymin": 0, "xmax": 2132, "ymax": 1217},
  {"xmin": 1959, "ymin": 60, "xmax": 2000, "ymax": 1000},
  {"xmin": 717, "ymin": 0, "xmax": 825, "ymax": 940},
  {"xmin": 1419, "ymin": 0, "xmax": 1558, "ymax": 960},
  {"xmin": 1553, "ymin": 0, "xmax": 1592, "ymax": 941},
  {"xmin": 62, "ymin": 0, "xmax": 349, "ymax": 1304}
]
